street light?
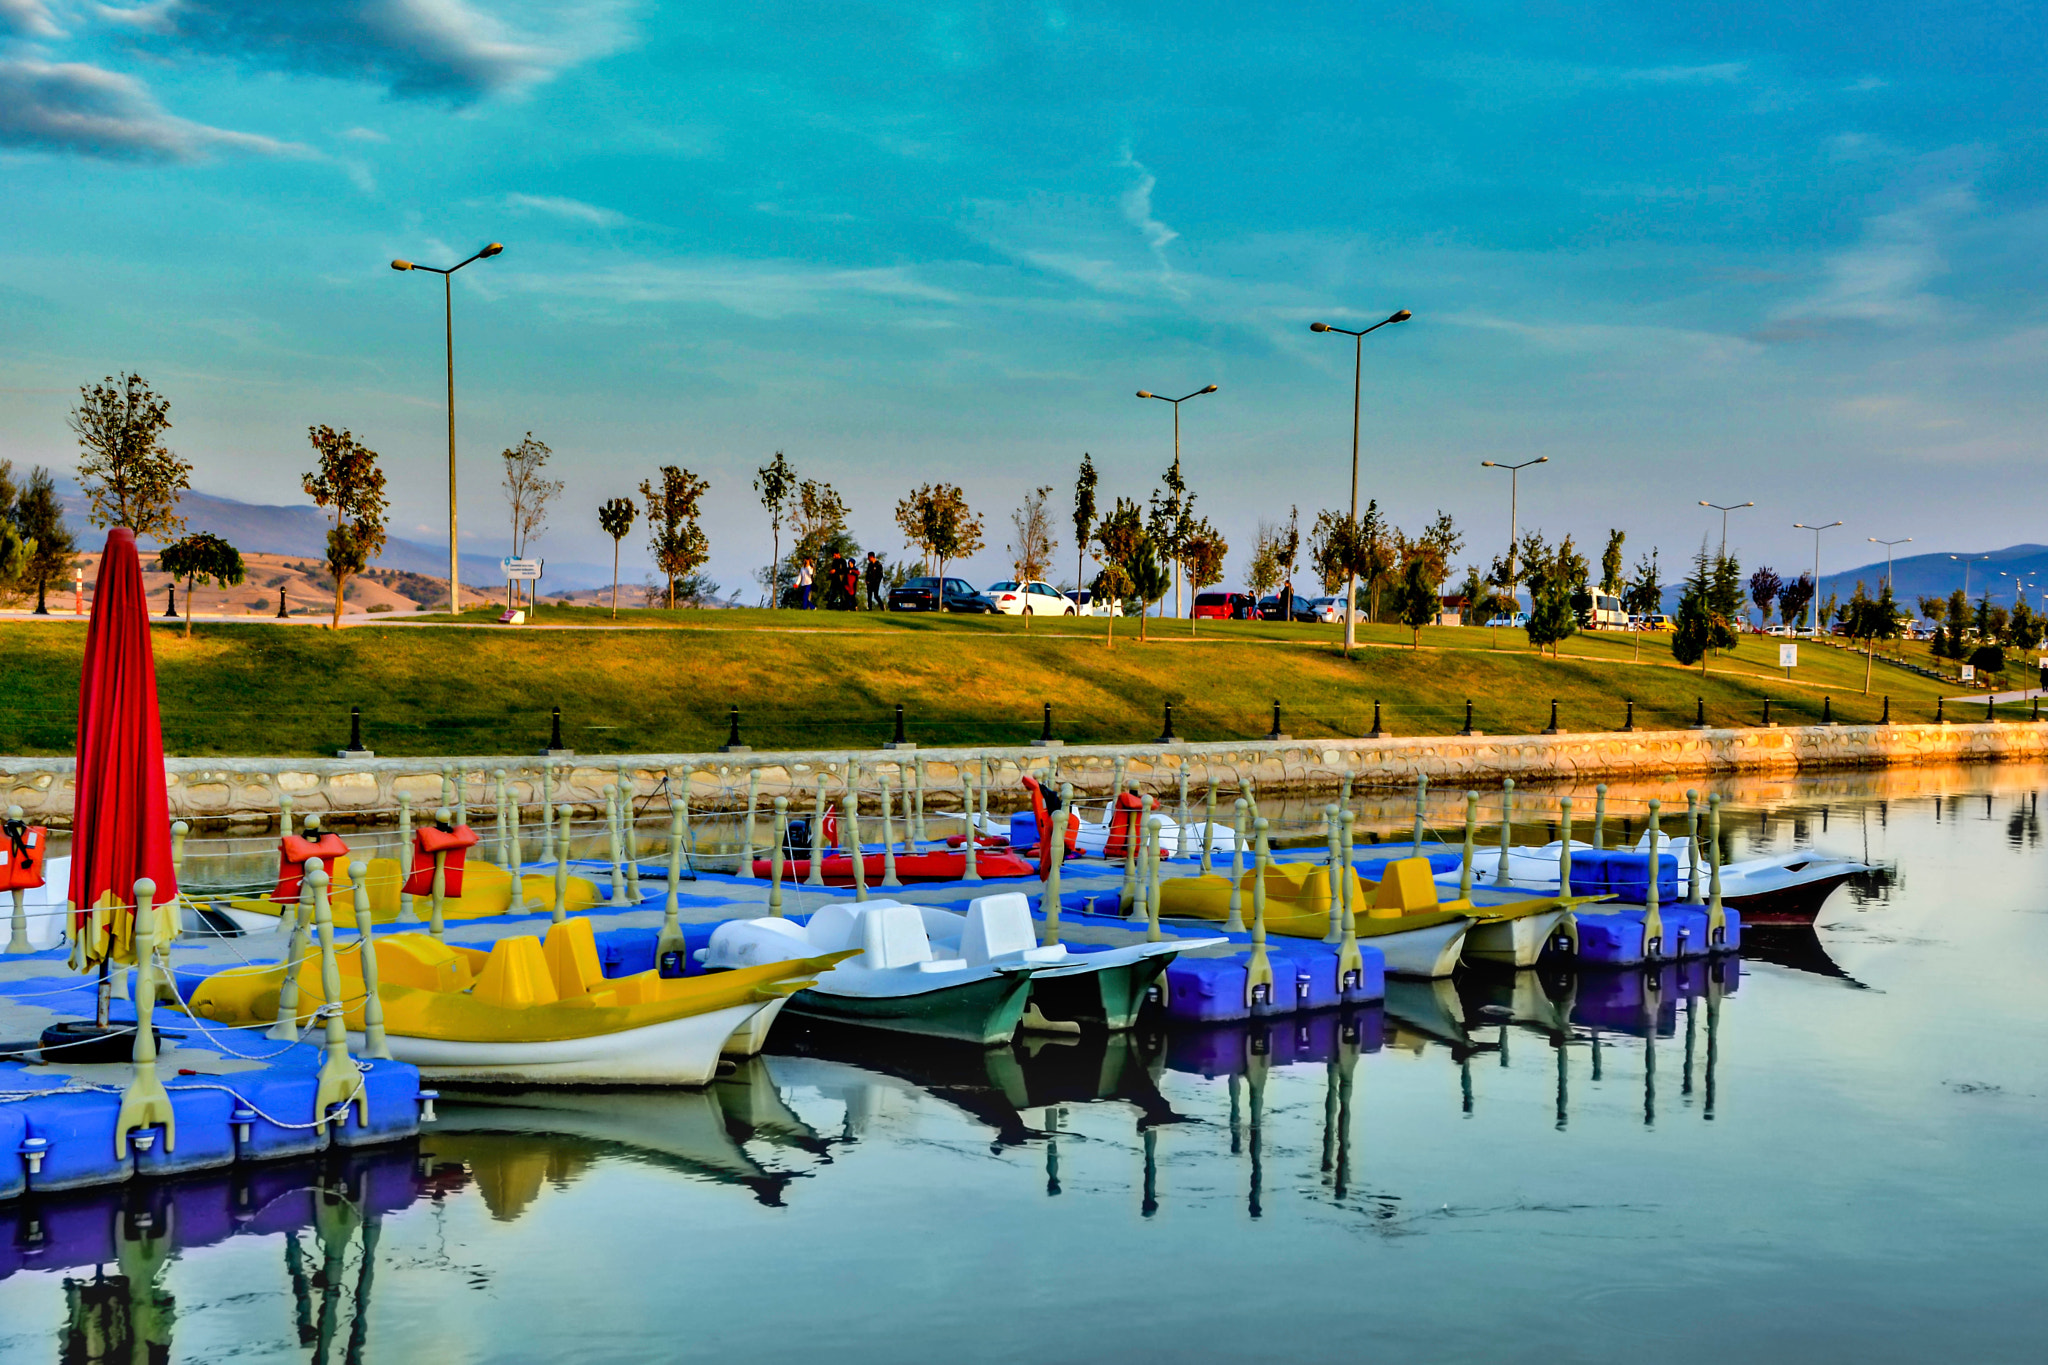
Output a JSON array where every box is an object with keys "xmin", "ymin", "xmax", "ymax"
[
  {"xmin": 1998, "ymin": 570, "xmax": 2031, "ymax": 611},
  {"xmin": 392, "ymin": 241, "xmax": 504, "ymax": 613},
  {"xmin": 1950, "ymin": 552, "xmax": 1991, "ymax": 603},
  {"xmin": 1867, "ymin": 536, "xmax": 1911, "ymax": 595},
  {"xmin": 1698, "ymin": 500, "xmax": 1754, "ymax": 558},
  {"xmin": 1134, "ymin": 383, "xmax": 1219, "ymax": 619},
  {"xmin": 1310, "ymin": 309, "xmax": 1412, "ymax": 654},
  {"xmin": 1479, "ymin": 457, "xmax": 1549, "ymax": 610},
  {"xmin": 1792, "ymin": 521, "xmax": 1843, "ymax": 633}
]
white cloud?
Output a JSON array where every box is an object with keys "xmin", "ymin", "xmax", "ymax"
[
  {"xmin": 0, "ymin": 0, "xmax": 62, "ymax": 37},
  {"xmin": 1774, "ymin": 187, "xmax": 1975, "ymax": 329},
  {"xmin": 341, "ymin": 125, "xmax": 389, "ymax": 142},
  {"xmin": 1619, "ymin": 62, "xmax": 1747, "ymax": 84},
  {"xmin": 514, "ymin": 259, "xmax": 961, "ymax": 319},
  {"xmin": 1116, "ymin": 145, "xmax": 1179, "ymax": 271},
  {"xmin": 500, "ymin": 191, "xmax": 627, "ymax": 227},
  {"xmin": 0, "ymin": 58, "xmax": 306, "ymax": 160}
]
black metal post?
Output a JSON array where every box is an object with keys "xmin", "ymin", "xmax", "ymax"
[
  {"xmin": 1542, "ymin": 699, "xmax": 1560, "ymax": 735},
  {"xmin": 1266, "ymin": 701, "xmax": 1287, "ymax": 742},
  {"xmin": 2034, "ymin": 696, "xmax": 2041, "ymax": 723},
  {"xmin": 1157, "ymin": 701, "xmax": 1177, "ymax": 744},
  {"xmin": 1041, "ymin": 702, "xmax": 1054, "ymax": 742},
  {"xmin": 163, "ymin": 585, "xmax": 179, "ymax": 618},
  {"xmin": 893, "ymin": 703, "xmax": 907, "ymax": 745},
  {"xmin": 1366, "ymin": 699, "xmax": 1384, "ymax": 740},
  {"xmin": 276, "ymin": 586, "xmax": 289, "ymax": 619},
  {"xmin": 550, "ymin": 706, "xmax": 564, "ymax": 751},
  {"xmin": 720, "ymin": 705, "xmax": 750, "ymax": 753},
  {"xmin": 1694, "ymin": 697, "xmax": 1707, "ymax": 729},
  {"xmin": 1987, "ymin": 693, "xmax": 1996, "ymax": 723},
  {"xmin": 1880, "ymin": 695, "xmax": 1890, "ymax": 725},
  {"xmin": 1762, "ymin": 697, "xmax": 1772, "ymax": 726},
  {"xmin": 346, "ymin": 705, "xmax": 365, "ymax": 753},
  {"xmin": 1622, "ymin": 699, "xmax": 1635, "ymax": 732},
  {"xmin": 1459, "ymin": 699, "xmax": 1476, "ymax": 736},
  {"xmin": 1936, "ymin": 696, "xmax": 1946, "ymax": 725},
  {"xmin": 1821, "ymin": 696, "xmax": 1833, "ymax": 725}
]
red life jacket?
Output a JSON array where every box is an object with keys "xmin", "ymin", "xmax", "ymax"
[
  {"xmin": 1103, "ymin": 792, "xmax": 1145, "ymax": 861},
  {"xmin": 1019, "ymin": 776, "xmax": 1080, "ymax": 878},
  {"xmin": 272, "ymin": 831, "xmax": 352, "ymax": 903},
  {"xmin": 405, "ymin": 823, "xmax": 480, "ymax": 897},
  {"xmin": 1, "ymin": 821, "xmax": 49, "ymax": 891}
]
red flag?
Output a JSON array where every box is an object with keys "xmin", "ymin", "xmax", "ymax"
[{"xmin": 69, "ymin": 528, "xmax": 178, "ymax": 953}]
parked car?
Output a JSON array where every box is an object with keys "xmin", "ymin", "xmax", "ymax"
[
  {"xmin": 1590, "ymin": 593, "xmax": 1628, "ymax": 630},
  {"xmin": 985, "ymin": 580, "xmax": 1075, "ymax": 616},
  {"xmin": 887, "ymin": 576, "xmax": 995, "ymax": 613},
  {"xmin": 1485, "ymin": 612, "xmax": 1532, "ymax": 629},
  {"xmin": 1257, "ymin": 593, "xmax": 1318, "ymax": 623},
  {"xmin": 1065, "ymin": 588, "xmax": 1122, "ymax": 617},
  {"xmin": 1307, "ymin": 596, "xmax": 1348, "ymax": 623},
  {"xmin": 1193, "ymin": 591, "xmax": 1256, "ymax": 620}
]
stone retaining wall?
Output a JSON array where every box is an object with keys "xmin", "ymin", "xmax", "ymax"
[{"xmin": 5, "ymin": 722, "xmax": 2045, "ymax": 827}]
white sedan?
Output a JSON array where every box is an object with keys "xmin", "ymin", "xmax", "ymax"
[
  {"xmin": 1308, "ymin": 596, "xmax": 1347, "ymax": 623},
  {"xmin": 986, "ymin": 580, "xmax": 1076, "ymax": 616}
]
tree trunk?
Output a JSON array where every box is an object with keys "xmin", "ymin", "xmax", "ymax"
[
  {"xmin": 333, "ymin": 574, "xmax": 346, "ymax": 629},
  {"xmin": 1864, "ymin": 645, "xmax": 1873, "ymax": 694},
  {"xmin": 184, "ymin": 574, "xmax": 194, "ymax": 636},
  {"xmin": 936, "ymin": 556, "xmax": 947, "ymax": 612},
  {"xmin": 33, "ymin": 573, "xmax": 46, "ymax": 615},
  {"xmin": 770, "ymin": 524, "xmax": 780, "ymax": 610},
  {"xmin": 611, "ymin": 540, "xmax": 620, "ymax": 619}
]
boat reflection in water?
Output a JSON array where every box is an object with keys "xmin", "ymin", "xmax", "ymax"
[{"xmin": 0, "ymin": 1145, "xmax": 431, "ymax": 1364}]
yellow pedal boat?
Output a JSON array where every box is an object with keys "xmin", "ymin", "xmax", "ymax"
[{"xmin": 217, "ymin": 857, "xmax": 606, "ymax": 931}]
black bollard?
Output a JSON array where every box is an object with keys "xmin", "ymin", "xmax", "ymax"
[
  {"xmin": 2034, "ymin": 696, "xmax": 2042, "ymax": 723},
  {"xmin": 1266, "ymin": 700, "xmax": 1289, "ymax": 742},
  {"xmin": 1936, "ymin": 696, "xmax": 1946, "ymax": 725},
  {"xmin": 886, "ymin": 702, "xmax": 915, "ymax": 750},
  {"xmin": 163, "ymin": 584, "xmax": 179, "ymax": 618},
  {"xmin": 1880, "ymin": 695, "xmax": 1890, "ymax": 725},
  {"xmin": 276, "ymin": 586, "xmax": 289, "ymax": 619},
  {"xmin": 1032, "ymin": 701, "xmax": 1062, "ymax": 747},
  {"xmin": 1762, "ymin": 697, "xmax": 1773, "ymax": 727},
  {"xmin": 1622, "ymin": 698, "xmax": 1636, "ymax": 732},
  {"xmin": 1987, "ymin": 693, "xmax": 1996, "ymax": 723},
  {"xmin": 550, "ymin": 705, "xmax": 565, "ymax": 751},
  {"xmin": 1542, "ymin": 699, "xmax": 1560, "ymax": 735},
  {"xmin": 1692, "ymin": 697, "xmax": 1707, "ymax": 729},
  {"xmin": 721, "ymin": 704, "xmax": 750, "ymax": 754},
  {"xmin": 1158, "ymin": 701, "xmax": 1177, "ymax": 744},
  {"xmin": 1459, "ymin": 699, "xmax": 1477, "ymax": 736},
  {"xmin": 341, "ymin": 704, "xmax": 369, "ymax": 755},
  {"xmin": 1366, "ymin": 699, "xmax": 1385, "ymax": 740}
]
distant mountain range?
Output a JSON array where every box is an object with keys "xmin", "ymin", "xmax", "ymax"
[
  {"xmin": 1814, "ymin": 544, "xmax": 2048, "ymax": 612},
  {"xmin": 56, "ymin": 482, "xmax": 617, "ymax": 592}
]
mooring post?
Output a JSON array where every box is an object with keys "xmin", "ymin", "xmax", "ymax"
[
  {"xmin": 1367, "ymin": 699, "xmax": 1385, "ymax": 739},
  {"xmin": 913, "ymin": 755, "xmax": 929, "ymax": 844},
  {"xmin": 738, "ymin": 768, "xmax": 761, "ymax": 879},
  {"xmin": 1496, "ymin": 778, "xmax": 1515, "ymax": 885},
  {"xmin": 115, "ymin": 877, "xmax": 174, "ymax": 1159},
  {"xmin": 1706, "ymin": 794, "xmax": 1726, "ymax": 947},
  {"xmin": 848, "ymin": 777, "xmax": 870, "ymax": 902},
  {"xmin": 1117, "ymin": 794, "xmax": 1142, "ymax": 914},
  {"xmin": 1644, "ymin": 797, "xmax": 1665, "ymax": 958},
  {"xmin": 658, "ymin": 804, "xmax": 685, "ymax": 956},
  {"xmin": 960, "ymin": 770, "xmax": 980, "ymax": 883},
  {"xmin": 603, "ymin": 785, "xmax": 626, "ymax": 904},
  {"xmin": 1558, "ymin": 797, "xmax": 1574, "ymax": 895},
  {"xmin": 1460, "ymin": 699, "xmax": 1477, "ymax": 735},
  {"xmin": 1337, "ymin": 809, "xmax": 1362, "ymax": 997},
  {"xmin": 1267, "ymin": 700, "xmax": 1286, "ymax": 742},
  {"xmin": 273, "ymin": 875, "xmax": 313, "ymax": 1039},
  {"xmin": 1144, "ymin": 816, "xmax": 1166, "ymax": 942},
  {"xmin": 619, "ymin": 763, "xmax": 641, "ymax": 902},
  {"xmin": 1623, "ymin": 699, "xmax": 1635, "ymax": 732},
  {"xmin": 307, "ymin": 864, "xmax": 365, "ymax": 1137},
  {"xmin": 1412, "ymin": 772, "xmax": 1429, "ymax": 854},
  {"xmin": 1322, "ymin": 804, "xmax": 1345, "ymax": 945},
  {"xmin": 395, "ymin": 794, "xmax": 414, "ymax": 921},
  {"xmin": 1685, "ymin": 790, "xmax": 1702, "ymax": 904},
  {"xmin": 452, "ymin": 767, "xmax": 468, "ymax": 829},
  {"xmin": 554, "ymin": 805, "xmax": 572, "ymax": 922},
  {"xmin": 806, "ymin": 777, "xmax": 828, "ymax": 886},
  {"xmin": 1225, "ymin": 798, "xmax": 1249, "ymax": 932},
  {"xmin": 769, "ymin": 797, "xmax": 789, "ymax": 916},
  {"xmin": 1247, "ymin": 819, "xmax": 1273, "ymax": 1014},
  {"xmin": 1043, "ymin": 807, "xmax": 1068, "ymax": 945},
  {"xmin": 1112, "ymin": 754, "xmax": 1127, "ymax": 808},
  {"xmin": 350, "ymin": 860, "xmax": 390, "ymax": 1060},
  {"xmin": 538, "ymin": 764, "xmax": 556, "ymax": 862},
  {"xmin": 878, "ymin": 774, "xmax": 902, "ymax": 888},
  {"xmin": 493, "ymin": 769, "xmax": 511, "ymax": 869},
  {"xmin": 1201, "ymin": 780, "xmax": 1219, "ymax": 874},
  {"xmin": 280, "ymin": 793, "xmax": 295, "ymax": 841},
  {"xmin": 1176, "ymin": 769, "xmax": 1192, "ymax": 858},
  {"xmin": 1158, "ymin": 701, "xmax": 1177, "ymax": 743}
]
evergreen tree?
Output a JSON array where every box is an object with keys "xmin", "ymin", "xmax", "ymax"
[{"xmin": 1671, "ymin": 549, "xmax": 1713, "ymax": 671}]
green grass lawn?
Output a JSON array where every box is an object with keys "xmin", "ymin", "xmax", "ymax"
[{"xmin": 0, "ymin": 614, "xmax": 1971, "ymax": 758}]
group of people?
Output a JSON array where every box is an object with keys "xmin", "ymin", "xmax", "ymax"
[{"xmin": 794, "ymin": 550, "xmax": 885, "ymax": 611}]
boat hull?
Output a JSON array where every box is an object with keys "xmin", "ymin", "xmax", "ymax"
[
  {"xmin": 790, "ymin": 971, "xmax": 1036, "ymax": 1046},
  {"xmin": 1024, "ymin": 956, "xmax": 1169, "ymax": 1033},
  {"xmin": 1724, "ymin": 872, "xmax": 1859, "ymax": 925},
  {"xmin": 720, "ymin": 994, "xmax": 792, "ymax": 1059},
  {"xmin": 347, "ymin": 1000, "xmax": 766, "ymax": 1087},
  {"xmin": 1464, "ymin": 908, "xmax": 1571, "ymax": 968},
  {"xmin": 1369, "ymin": 919, "xmax": 1471, "ymax": 978}
]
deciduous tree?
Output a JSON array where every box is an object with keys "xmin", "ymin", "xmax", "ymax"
[
  {"xmin": 1008, "ymin": 485, "xmax": 1058, "ymax": 584},
  {"xmin": 597, "ymin": 497, "xmax": 636, "ymax": 619},
  {"xmin": 895, "ymin": 483, "xmax": 983, "ymax": 602},
  {"xmin": 1180, "ymin": 518, "xmax": 1228, "ymax": 637},
  {"xmin": 640, "ymin": 466, "xmax": 711, "ymax": 610},
  {"xmin": 303, "ymin": 426, "xmax": 389, "ymax": 628},
  {"xmin": 501, "ymin": 433, "xmax": 562, "ymax": 612},
  {"xmin": 754, "ymin": 451, "xmax": 796, "ymax": 608},
  {"xmin": 69, "ymin": 373, "xmax": 190, "ymax": 541},
  {"xmin": 156, "ymin": 531, "xmax": 245, "ymax": 637}
]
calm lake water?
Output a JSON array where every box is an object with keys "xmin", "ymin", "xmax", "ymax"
[{"xmin": 4, "ymin": 766, "xmax": 2045, "ymax": 1363}]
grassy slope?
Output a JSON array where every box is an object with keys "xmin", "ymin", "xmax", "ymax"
[{"xmin": 0, "ymin": 610, "xmax": 1975, "ymax": 758}]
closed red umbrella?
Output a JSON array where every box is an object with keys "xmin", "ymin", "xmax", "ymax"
[{"xmin": 68, "ymin": 527, "xmax": 178, "ymax": 975}]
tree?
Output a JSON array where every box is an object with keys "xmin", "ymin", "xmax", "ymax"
[
  {"xmin": 12, "ymin": 467, "xmax": 74, "ymax": 615},
  {"xmin": 1180, "ymin": 517, "xmax": 1228, "ymax": 637},
  {"xmin": 1916, "ymin": 594, "xmax": 1948, "ymax": 646},
  {"xmin": 1093, "ymin": 497, "xmax": 1150, "ymax": 643},
  {"xmin": 1391, "ymin": 554, "xmax": 1442, "ymax": 647},
  {"xmin": 753, "ymin": 451, "xmax": 796, "ymax": 608},
  {"xmin": 1072, "ymin": 453, "xmax": 1098, "ymax": 595},
  {"xmin": 1357, "ymin": 501, "xmax": 1394, "ymax": 621},
  {"xmin": 69, "ymin": 373, "xmax": 190, "ymax": 541},
  {"xmin": 790, "ymin": 479, "xmax": 849, "ymax": 568},
  {"xmin": 1708, "ymin": 548, "xmax": 1744, "ymax": 653},
  {"xmin": 1940, "ymin": 588, "xmax": 1970, "ymax": 661},
  {"xmin": 1623, "ymin": 548, "xmax": 1662, "ymax": 661},
  {"xmin": 1671, "ymin": 569, "xmax": 1712, "ymax": 671},
  {"xmin": 1778, "ymin": 574, "xmax": 1816, "ymax": 635},
  {"xmin": 597, "ymin": 497, "xmax": 636, "ymax": 619},
  {"xmin": 1600, "ymin": 529, "xmax": 1626, "ymax": 596},
  {"xmin": 1749, "ymin": 567, "xmax": 1782, "ymax": 630},
  {"xmin": 1523, "ymin": 536, "xmax": 1576, "ymax": 657},
  {"xmin": 894, "ymin": 483, "xmax": 984, "ymax": 601},
  {"xmin": 156, "ymin": 531, "xmax": 245, "ymax": 637},
  {"xmin": 500, "ymin": 433, "xmax": 562, "ymax": 613},
  {"xmin": 302, "ymin": 426, "xmax": 389, "ymax": 629},
  {"xmin": 0, "ymin": 464, "xmax": 29, "ymax": 605},
  {"xmin": 640, "ymin": 466, "xmax": 711, "ymax": 610},
  {"xmin": 1147, "ymin": 461, "xmax": 1196, "ymax": 618},
  {"xmin": 1308, "ymin": 509, "xmax": 1349, "ymax": 595},
  {"xmin": 1245, "ymin": 519, "xmax": 1285, "ymax": 600},
  {"xmin": 1841, "ymin": 580, "xmax": 1903, "ymax": 692},
  {"xmin": 1008, "ymin": 485, "xmax": 1058, "ymax": 584}
]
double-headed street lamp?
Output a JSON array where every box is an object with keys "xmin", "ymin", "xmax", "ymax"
[
  {"xmin": 1310, "ymin": 309, "xmax": 1412, "ymax": 654},
  {"xmin": 1699, "ymin": 500, "xmax": 1754, "ymax": 558},
  {"xmin": 392, "ymin": 241, "xmax": 504, "ymax": 613},
  {"xmin": 1793, "ymin": 520, "xmax": 1842, "ymax": 632},
  {"xmin": 1950, "ymin": 552, "xmax": 1991, "ymax": 603},
  {"xmin": 1867, "ymin": 536, "xmax": 1912, "ymax": 595},
  {"xmin": 1134, "ymin": 383, "xmax": 1218, "ymax": 619},
  {"xmin": 1479, "ymin": 456, "xmax": 1549, "ymax": 610}
]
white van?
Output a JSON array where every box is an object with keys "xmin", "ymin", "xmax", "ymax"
[{"xmin": 1592, "ymin": 593, "xmax": 1629, "ymax": 630}]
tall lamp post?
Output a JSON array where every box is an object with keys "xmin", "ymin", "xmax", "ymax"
[
  {"xmin": 1867, "ymin": 536, "xmax": 1912, "ymax": 595},
  {"xmin": 1698, "ymin": 500, "xmax": 1754, "ymax": 558},
  {"xmin": 1479, "ymin": 457, "xmax": 1549, "ymax": 612},
  {"xmin": 1998, "ymin": 570, "xmax": 2031, "ymax": 612},
  {"xmin": 1950, "ymin": 552, "xmax": 1991, "ymax": 603},
  {"xmin": 1310, "ymin": 309, "xmax": 1412, "ymax": 654},
  {"xmin": 392, "ymin": 242, "xmax": 504, "ymax": 613},
  {"xmin": 1793, "ymin": 520, "xmax": 1842, "ymax": 633},
  {"xmin": 1134, "ymin": 383, "xmax": 1218, "ymax": 619}
]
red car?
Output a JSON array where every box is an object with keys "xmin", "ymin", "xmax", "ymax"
[{"xmin": 1193, "ymin": 591, "xmax": 1255, "ymax": 620}]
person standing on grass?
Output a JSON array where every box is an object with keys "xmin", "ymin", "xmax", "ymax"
[
  {"xmin": 797, "ymin": 557, "xmax": 814, "ymax": 609},
  {"xmin": 864, "ymin": 552, "xmax": 883, "ymax": 610},
  {"xmin": 844, "ymin": 558, "xmax": 861, "ymax": 610}
]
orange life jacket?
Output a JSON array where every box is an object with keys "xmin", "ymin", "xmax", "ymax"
[
  {"xmin": 404, "ymin": 823, "xmax": 480, "ymax": 897},
  {"xmin": 1020, "ymin": 776, "xmax": 1080, "ymax": 878},
  {"xmin": 1, "ymin": 821, "xmax": 48, "ymax": 891},
  {"xmin": 1103, "ymin": 792, "xmax": 1145, "ymax": 862},
  {"xmin": 272, "ymin": 831, "xmax": 352, "ymax": 903}
]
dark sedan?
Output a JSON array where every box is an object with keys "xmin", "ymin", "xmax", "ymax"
[
  {"xmin": 1258, "ymin": 593, "xmax": 1319, "ymax": 622},
  {"xmin": 887, "ymin": 576, "xmax": 996, "ymax": 613}
]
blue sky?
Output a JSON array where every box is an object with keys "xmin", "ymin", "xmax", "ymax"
[{"xmin": 2, "ymin": 1, "xmax": 2044, "ymax": 599}]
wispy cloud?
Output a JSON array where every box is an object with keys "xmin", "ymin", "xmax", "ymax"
[
  {"xmin": 500, "ymin": 191, "xmax": 628, "ymax": 227},
  {"xmin": 1116, "ymin": 145, "xmax": 1180, "ymax": 276},
  {"xmin": 1773, "ymin": 186, "xmax": 1975, "ymax": 331},
  {"xmin": 341, "ymin": 125, "xmax": 388, "ymax": 142},
  {"xmin": 0, "ymin": 0, "xmax": 62, "ymax": 38},
  {"xmin": 0, "ymin": 58, "xmax": 306, "ymax": 160},
  {"xmin": 513, "ymin": 259, "xmax": 961, "ymax": 319}
]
